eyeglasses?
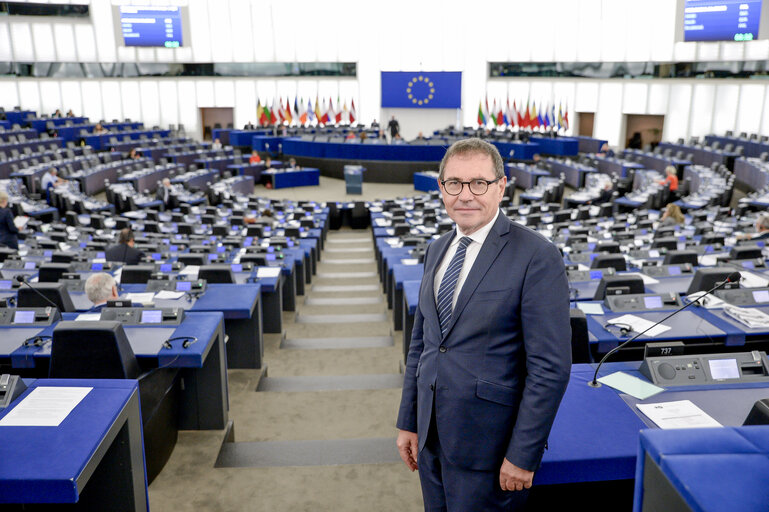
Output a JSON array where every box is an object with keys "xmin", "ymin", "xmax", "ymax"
[{"xmin": 440, "ymin": 177, "xmax": 501, "ymax": 196}]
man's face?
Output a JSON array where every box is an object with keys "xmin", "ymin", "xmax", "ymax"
[{"xmin": 440, "ymin": 152, "xmax": 505, "ymax": 236}]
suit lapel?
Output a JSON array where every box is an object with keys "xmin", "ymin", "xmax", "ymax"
[{"xmin": 442, "ymin": 213, "xmax": 510, "ymax": 340}]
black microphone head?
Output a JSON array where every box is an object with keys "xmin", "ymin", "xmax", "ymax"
[
  {"xmin": 15, "ymin": 274, "xmax": 25, "ymax": 283},
  {"xmin": 727, "ymin": 271, "xmax": 742, "ymax": 283}
]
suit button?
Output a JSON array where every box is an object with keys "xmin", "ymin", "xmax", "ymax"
[
  {"xmin": 430, "ymin": 384, "xmax": 435, "ymax": 391},
  {"xmin": 439, "ymin": 346, "xmax": 447, "ymax": 353}
]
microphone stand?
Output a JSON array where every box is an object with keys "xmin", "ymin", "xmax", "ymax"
[
  {"xmin": 589, "ymin": 272, "xmax": 741, "ymax": 387},
  {"xmin": 15, "ymin": 274, "xmax": 61, "ymax": 311}
]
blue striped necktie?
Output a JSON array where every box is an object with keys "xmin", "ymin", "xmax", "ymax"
[{"xmin": 436, "ymin": 236, "xmax": 472, "ymax": 336}]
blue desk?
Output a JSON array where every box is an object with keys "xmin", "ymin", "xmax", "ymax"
[
  {"xmin": 0, "ymin": 379, "xmax": 148, "ymax": 511},
  {"xmin": 529, "ymin": 136, "xmax": 579, "ymax": 156},
  {"xmin": 392, "ymin": 264, "xmax": 424, "ymax": 331},
  {"xmin": 402, "ymin": 280, "xmax": 421, "ymax": 358},
  {"xmin": 506, "ymin": 164, "xmax": 550, "ymax": 189},
  {"xmin": 228, "ymin": 129, "xmax": 272, "ymax": 147},
  {"xmin": 492, "ymin": 141, "xmax": 539, "ymax": 161},
  {"xmin": 413, "ymin": 172, "xmax": 439, "ymax": 192},
  {"xmin": 5, "ymin": 110, "xmax": 35, "ymax": 125},
  {"xmin": 264, "ymin": 168, "xmax": 320, "ymax": 189},
  {"xmin": 636, "ymin": 426, "xmax": 769, "ymax": 512},
  {"xmin": 574, "ymin": 135, "xmax": 608, "ymax": 154}
]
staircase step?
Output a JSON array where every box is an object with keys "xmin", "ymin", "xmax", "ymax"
[
  {"xmin": 295, "ymin": 313, "xmax": 388, "ymax": 324},
  {"xmin": 312, "ymin": 284, "xmax": 380, "ymax": 292},
  {"xmin": 304, "ymin": 297, "xmax": 383, "ymax": 305},
  {"xmin": 257, "ymin": 374, "xmax": 403, "ymax": 392},
  {"xmin": 281, "ymin": 336, "xmax": 394, "ymax": 349},
  {"xmin": 323, "ymin": 258, "xmax": 376, "ymax": 264},
  {"xmin": 316, "ymin": 272, "xmax": 377, "ymax": 279},
  {"xmin": 326, "ymin": 237, "xmax": 370, "ymax": 244}
]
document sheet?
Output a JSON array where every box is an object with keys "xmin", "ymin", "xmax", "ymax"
[
  {"xmin": 0, "ymin": 387, "xmax": 92, "ymax": 427},
  {"xmin": 636, "ymin": 400, "xmax": 722, "ymax": 429}
]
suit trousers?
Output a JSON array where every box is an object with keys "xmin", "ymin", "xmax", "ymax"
[{"xmin": 418, "ymin": 408, "xmax": 529, "ymax": 512}]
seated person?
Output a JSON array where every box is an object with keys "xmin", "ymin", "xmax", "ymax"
[
  {"xmin": 593, "ymin": 183, "xmax": 614, "ymax": 204},
  {"xmin": 738, "ymin": 213, "xmax": 769, "ymax": 241},
  {"xmin": 415, "ymin": 131, "xmax": 426, "ymax": 140},
  {"xmin": 41, "ymin": 168, "xmax": 65, "ymax": 191},
  {"xmin": 345, "ymin": 132, "xmax": 356, "ymax": 140},
  {"xmin": 211, "ymin": 138, "xmax": 223, "ymax": 150},
  {"xmin": 0, "ymin": 191, "xmax": 20, "ymax": 250},
  {"xmin": 264, "ymin": 157, "xmax": 273, "ymax": 170},
  {"xmin": 66, "ymin": 109, "xmax": 75, "ymax": 117},
  {"xmin": 249, "ymin": 150, "xmax": 261, "ymax": 164},
  {"xmin": 52, "ymin": 109, "xmax": 63, "ymax": 118},
  {"xmin": 532, "ymin": 153, "xmax": 542, "ymax": 164},
  {"xmin": 92, "ymin": 123, "xmax": 108, "ymax": 134},
  {"xmin": 596, "ymin": 142, "xmax": 614, "ymax": 157},
  {"xmin": 84, "ymin": 272, "xmax": 119, "ymax": 312},
  {"xmin": 127, "ymin": 148, "xmax": 142, "ymax": 160},
  {"xmin": 287, "ymin": 158, "xmax": 299, "ymax": 169},
  {"xmin": 658, "ymin": 165, "xmax": 679, "ymax": 197},
  {"xmin": 105, "ymin": 228, "xmax": 145, "ymax": 265},
  {"xmin": 156, "ymin": 178, "xmax": 173, "ymax": 209},
  {"xmin": 360, "ymin": 132, "xmax": 369, "ymax": 142},
  {"xmin": 659, "ymin": 203, "xmax": 685, "ymax": 226}
]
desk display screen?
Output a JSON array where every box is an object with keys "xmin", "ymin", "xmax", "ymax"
[
  {"xmin": 97, "ymin": 252, "xmax": 105, "ymax": 259},
  {"xmin": 742, "ymin": 260, "xmax": 756, "ymax": 269},
  {"xmin": 151, "ymin": 253, "xmax": 162, "ymax": 261},
  {"xmin": 44, "ymin": 250, "xmax": 53, "ymax": 257},
  {"xmin": 140, "ymin": 310, "xmax": 162, "ymax": 324},
  {"xmin": 169, "ymin": 245, "xmax": 178, "ymax": 252},
  {"xmin": 668, "ymin": 266, "xmax": 682, "ymax": 276},
  {"xmin": 176, "ymin": 281, "xmax": 191, "ymax": 292},
  {"xmin": 160, "ymin": 263, "xmax": 172, "ymax": 272},
  {"xmin": 119, "ymin": 6, "xmax": 184, "ymax": 48},
  {"xmin": 266, "ymin": 254, "xmax": 276, "ymax": 261},
  {"xmin": 24, "ymin": 262, "xmax": 36, "ymax": 270},
  {"xmin": 207, "ymin": 253, "xmax": 217, "ymax": 260},
  {"xmin": 13, "ymin": 311, "xmax": 35, "ymax": 324},
  {"xmin": 91, "ymin": 263, "xmax": 103, "ymax": 271},
  {"xmin": 0, "ymin": 280, "xmax": 12, "ymax": 289},
  {"xmin": 266, "ymin": 247, "xmax": 274, "ymax": 253},
  {"xmin": 644, "ymin": 296, "xmax": 663, "ymax": 309},
  {"xmin": 684, "ymin": 0, "xmax": 762, "ymax": 41},
  {"xmin": 709, "ymin": 358, "xmax": 740, "ymax": 379},
  {"xmin": 217, "ymin": 246, "xmax": 226, "ymax": 253},
  {"xmin": 753, "ymin": 290, "xmax": 769, "ymax": 303},
  {"xmin": 589, "ymin": 270, "xmax": 603, "ymax": 280},
  {"xmin": 231, "ymin": 264, "xmax": 243, "ymax": 272}
]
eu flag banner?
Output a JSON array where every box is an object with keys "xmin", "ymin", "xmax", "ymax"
[{"xmin": 381, "ymin": 72, "xmax": 462, "ymax": 109}]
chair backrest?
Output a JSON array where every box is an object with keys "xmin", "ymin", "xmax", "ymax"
[
  {"xmin": 590, "ymin": 254, "xmax": 627, "ymax": 271},
  {"xmin": 594, "ymin": 275, "xmax": 645, "ymax": 300},
  {"xmin": 38, "ymin": 263, "xmax": 75, "ymax": 283},
  {"xmin": 687, "ymin": 268, "xmax": 735, "ymax": 294},
  {"xmin": 198, "ymin": 264, "xmax": 236, "ymax": 284},
  {"xmin": 569, "ymin": 309, "xmax": 591, "ymax": 364},
  {"xmin": 49, "ymin": 321, "xmax": 140, "ymax": 379},
  {"xmin": 731, "ymin": 245, "xmax": 763, "ymax": 261},
  {"xmin": 120, "ymin": 265, "xmax": 155, "ymax": 284},
  {"xmin": 177, "ymin": 253, "xmax": 206, "ymax": 266},
  {"xmin": 663, "ymin": 250, "xmax": 699, "ymax": 266},
  {"xmin": 17, "ymin": 282, "xmax": 76, "ymax": 312},
  {"xmin": 651, "ymin": 237, "xmax": 678, "ymax": 250}
]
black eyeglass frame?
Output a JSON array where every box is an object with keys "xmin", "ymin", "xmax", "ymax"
[{"xmin": 440, "ymin": 177, "xmax": 502, "ymax": 196}]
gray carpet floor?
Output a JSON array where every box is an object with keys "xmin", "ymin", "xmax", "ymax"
[{"xmin": 148, "ymin": 228, "xmax": 424, "ymax": 511}]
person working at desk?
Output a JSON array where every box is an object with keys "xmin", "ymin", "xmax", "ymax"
[
  {"xmin": 596, "ymin": 142, "xmax": 614, "ymax": 157},
  {"xmin": 396, "ymin": 138, "xmax": 571, "ymax": 511},
  {"xmin": 41, "ymin": 168, "xmax": 65, "ymax": 191},
  {"xmin": 156, "ymin": 178, "xmax": 173, "ymax": 210},
  {"xmin": 92, "ymin": 123, "xmax": 108, "ymax": 135},
  {"xmin": 105, "ymin": 228, "xmax": 145, "ymax": 265},
  {"xmin": 84, "ymin": 272, "xmax": 119, "ymax": 312},
  {"xmin": 0, "ymin": 191, "xmax": 20, "ymax": 250},
  {"xmin": 737, "ymin": 212, "xmax": 769, "ymax": 241},
  {"xmin": 211, "ymin": 138, "xmax": 223, "ymax": 150},
  {"xmin": 659, "ymin": 203, "xmax": 685, "ymax": 227},
  {"xmin": 249, "ymin": 150, "xmax": 261, "ymax": 164},
  {"xmin": 658, "ymin": 165, "xmax": 679, "ymax": 200}
]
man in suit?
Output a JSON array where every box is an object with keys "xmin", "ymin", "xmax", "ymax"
[
  {"xmin": 84, "ymin": 272, "xmax": 119, "ymax": 312},
  {"xmin": 396, "ymin": 138, "xmax": 571, "ymax": 511},
  {"xmin": 156, "ymin": 178, "xmax": 173, "ymax": 210},
  {"xmin": 0, "ymin": 191, "xmax": 20, "ymax": 250},
  {"xmin": 105, "ymin": 228, "xmax": 145, "ymax": 265}
]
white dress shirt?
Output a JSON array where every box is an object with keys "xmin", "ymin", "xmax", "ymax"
[{"xmin": 433, "ymin": 209, "xmax": 500, "ymax": 311}]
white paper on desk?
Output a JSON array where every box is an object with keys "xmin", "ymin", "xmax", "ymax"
[
  {"xmin": 686, "ymin": 291, "xmax": 726, "ymax": 309},
  {"xmin": 256, "ymin": 267, "xmax": 282, "ymax": 278},
  {"xmin": 740, "ymin": 272, "xmax": 769, "ymax": 289},
  {"xmin": 125, "ymin": 292, "xmax": 155, "ymax": 305},
  {"xmin": 155, "ymin": 290, "xmax": 185, "ymax": 300},
  {"xmin": 699, "ymin": 255, "xmax": 718, "ymax": 266},
  {"xmin": 75, "ymin": 313, "xmax": 101, "ymax": 322},
  {"xmin": 13, "ymin": 216, "xmax": 28, "ymax": 229},
  {"xmin": 0, "ymin": 387, "xmax": 92, "ymax": 427},
  {"xmin": 608, "ymin": 314, "xmax": 671, "ymax": 337},
  {"xmin": 597, "ymin": 371, "xmax": 664, "ymax": 400},
  {"xmin": 631, "ymin": 273, "xmax": 660, "ymax": 285},
  {"xmin": 648, "ymin": 250, "xmax": 660, "ymax": 258},
  {"xmin": 636, "ymin": 400, "xmax": 721, "ymax": 429},
  {"xmin": 577, "ymin": 302, "xmax": 605, "ymax": 315},
  {"xmin": 577, "ymin": 263, "xmax": 590, "ymax": 271},
  {"xmin": 400, "ymin": 258, "xmax": 419, "ymax": 266},
  {"xmin": 179, "ymin": 265, "xmax": 199, "ymax": 277}
]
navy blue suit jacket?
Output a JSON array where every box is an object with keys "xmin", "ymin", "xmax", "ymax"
[
  {"xmin": 0, "ymin": 207, "xmax": 19, "ymax": 250},
  {"xmin": 397, "ymin": 212, "xmax": 571, "ymax": 472}
]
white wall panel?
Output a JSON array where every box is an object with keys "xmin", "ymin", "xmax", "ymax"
[
  {"xmin": 663, "ymin": 84, "xmax": 692, "ymax": 143},
  {"xmin": 251, "ymin": 3, "xmax": 274, "ymax": 61},
  {"xmin": 90, "ymin": 1, "xmax": 116, "ymax": 62},
  {"xmin": 760, "ymin": 87, "xmax": 769, "ymax": 136},
  {"xmin": 594, "ymin": 82, "xmax": 623, "ymax": 147},
  {"xmin": 689, "ymin": 84, "xmax": 715, "ymax": 139},
  {"xmin": 576, "ymin": 0, "xmax": 601, "ymax": 61},
  {"xmin": 438, "ymin": 3, "xmax": 464, "ymax": 71},
  {"xmin": 600, "ymin": 0, "xmax": 626, "ymax": 62},
  {"xmin": 80, "ymin": 81, "xmax": 103, "ymax": 122},
  {"xmin": 745, "ymin": 40, "xmax": 769, "ymax": 60},
  {"xmin": 697, "ymin": 42, "xmax": 720, "ymax": 61},
  {"xmin": 39, "ymin": 82, "xmax": 62, "ymax": 115},
  {"xmin": 229, "ymin": 0, "xmax": 254, "ymax": 62},
  {"xmin": 209, "ymin": 0, "xmax": 233, "ymax": 62},
  {"xmin": 73, "ymin": 24, "xmax": 97, "ymax": 62},
  {"xmin": 553, "ymin": 0, "xmax": 579, "ymax": 62},
  {"xmin": 139, "ymin": 81, "xmax": 161, "ymax": 128},
  {"xmin": 120, "ymin": 81, "xmax": 141, "ymax": 123},
  {"xmin": 52, "ymin": 24, "xmax": 77, "ymax": 62},
  {"xmin": 712, "ymin": 84, "xmax": 739, "ymax": 135},
  {"xmin": 233, "ymin": 80, "xmax": 256, "ymax": 129},
  {"xmin": 721, "ymin": 42, "xmax": 745, "ymax": 61},
  {"xmin": 735, "ymin": 84, "xmax": 764, "ymax": 135},
  {"xmin": 673, "ymin": 42, "xmax": 697, "ymax": 61},
  {"xmin": 31, "ymin": 24, "xmax": 56, "ymax": 61},
  {"xmin": 136, "ymin": 48, "xmax": 157, "ymax": 63},
  {"xmin": 10, "ymin": 24, "xmax": 35, "ymax": 61},
  {"xmin": 158, "ymin": 81, "xmax": 179, "ymax": 129},
  {"xmin": 101, "ymin": 81, "xmax": 123, "ymax": 122},
  {"xmin": 647, "ymin": 83, "xmax": 669, "ymax": 115},
  {"xmin": 214, "ymin": 80, "xmax": 235, "ymax": 108},
  {"xmin": 0, "ymin": 24, "xmax": 12, "ymax": 61},
  {"xmin": 625, "ymin": 3, "xmax": 652, "ymax": 62},
  {"xmin": 622, "ymin": 82, "xmax": 647, "ymax": 114},
  {"xmin": 60, "ymin": 81, "xmax": 82, "ymax": 118},
  {"xmin": 509, "ymin": 2, "xmax": 535, "ymax": 61},
  {"xmin": 196, "ymin": 80, "xmax": 215, "ymax": 107},
  {"xmin": 0, "ymin": 82, "xmax": 19, "ymax": 111},
  {"xmin": 271, "ymin": 3, "xmax": 295, "ymax": 62},
  {"xmin": 176, "ymin": 81, "xmax": 198, "ymax": 137},
  {"xmin": 18, "ymin": 81, "xmax": 41, "ymax": 113},
  {"xmin": 575, "ymin": 82, "xmax": 598, "ymax": 112},
  {"xmin": 189, "ymin": 0, "xmax": 213, "ymax": 62},
  {"xmin": 174, "ymin": 47, "xmax": 193, "ymax": 62},
  {"xmin": 650, "ymin": 0, "xmax": 676, "ymax": 61},
  {"xmin": 256, "ymin": 80, "xmax": 277, "ymax": 106},
  {"xmin": 116, "ymin": 46, "xmax": 137, "ymax": 63}
]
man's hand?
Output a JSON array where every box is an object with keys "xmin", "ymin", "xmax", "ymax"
[
  {"xmin": 499, "ymin": 458, "xmax": 534, "ymax": 492},
  {"xmin": 396, "ymin": 429, "xmax": 419, "ymax": 471}
]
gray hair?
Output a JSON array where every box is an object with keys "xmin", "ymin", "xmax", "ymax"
[
  {"xmin": 85, "ymin": 272, "xmax": 116, "ymax": 304},
  {"xmin": 0, "ymin": 191, "xmax": 8, "ymax": 204},
  {"xmin": 438, "ymin": 138, "xmax": 504, "ymax": 181},
  {"xmin": 757, "ymin": 213, "xmax": 769, "ymax": 231}
]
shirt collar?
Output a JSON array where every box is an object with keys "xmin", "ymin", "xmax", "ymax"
[{"xmin": 452, "ymin": 209, "xmax": 500, "ymax": 247}]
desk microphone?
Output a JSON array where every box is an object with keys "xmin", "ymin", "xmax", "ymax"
[
  {"xmin": 14, "ymin": 274, "xmax": 60, "ymax": 311},
  {"xmin": 588, "ymin": 271, "xmax": 742, "ymax": 388}
]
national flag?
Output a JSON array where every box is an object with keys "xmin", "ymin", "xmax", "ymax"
[
  {"xmin": 557, "ymin": 102, "xmax": 563, "ymax": 131},
  {"xmin": 342, "ymin": 100, "xmax": 349, "ymax": 124},
  {"xmin": 314, "ymin": 96, "xmax": 322, "ymax": 124},
  {"xmin": 484, "ymin": 95, "xmax": 491, "ymax": 125},
  {"xmin": 496, "ymin": 101, "xmax": 504, "ymax": 127},
  {"xmin": 477, "ymin": 101, "xmax": 485, "ymax": 126},
  {"xmin": 530, "ymin": 102, "xmax": 539, "ymax": 129},
  {"xmin": 293, "ymin": 97, "xmax": 300, "ymax": 124},
  {"xmin": 541, "ymin": 102, "xmax": 549, "ymax": 130},
  {"xmin": 277, "ymin": 97, "xmax": 286, "ymax": 124},
  {"xmin": 515, "ymin": 100, "xmax": 523, "ymax": 128},
  {"xmin": 270, "ymin": 98, "xmax": 278, "ymax": 125},
  {"xmin": 284, "ymin": 98, "xmax": 293, "ymax": 125},
  {"xmin": 563, "ymin": 102, "xmax": 569, "ymax": 131},
  {"xmin": 349, "ymin": 99, "xmax": 357, "ymax": 125},
  {"xmin": 320, "ymin": 98, "xmax": 330, "ymax": 125},
  {"xmin": 326, "ymin": 97, "xmax": 334, "ymax": 125},
  {"xmin": 490, "ymin": 99, "xmax": 498, "ymax": 127},
  {"xmin": 257, "ymin": 99, "xmax": 267, "ymax": 126},
  {"xmin": 549, "ymin": 104, "xmax": 556, "ymax": 130},
  {"xmin": 335, "ymin": 96, "xmax": 343, "ymax": 124},
  {"xmin": 504, "ymin": 97, "xmax": 511, "ymax": 127},
  {"xmin": 536, "ymin": 102, "xmax": 544, "ymax": 129}
]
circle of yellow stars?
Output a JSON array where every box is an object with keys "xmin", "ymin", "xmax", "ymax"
[{"xmin": 406, "ymin": 75, "xmax": 435, "ymax": 105}]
